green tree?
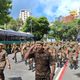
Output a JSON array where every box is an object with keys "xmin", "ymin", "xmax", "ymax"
[
  {"xmin": 65, "ymin": 19, "xmax": 79, "ymax": 41},
  {"xmin": 50, "ymin": 20, "xmax": 64, "ymax": 41},
  {"xmin": 36, "ymin": 17, "xmax": 50, "ymax": 40},
  {"xmin": 0, "ymin": 0, "xmax": 12, "ymax": 25},
  {"xmin": 77, "ymin": 19, "xmax": 80, "ymax": 31},
  {"xmin": 7, "ymin": 18, "xmax": 18, "ymax": 31},
  {"xmin": 50, "ymin": 19, "xmax": 78, "ymax": 41},
  {"xmin": 22, "ymin": 16, "xmax": 50, "ymax": 40},
  {"xmin": 16, "ymin": 18, "xmax": 24, "ymax": 30}
]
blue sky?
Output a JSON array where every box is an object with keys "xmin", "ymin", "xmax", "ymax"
[{"xmin": 11, "ymin": 0, "xmax": 80, "ymax": 21}]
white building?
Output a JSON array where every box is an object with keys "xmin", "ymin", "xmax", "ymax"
[{"xmin": 19, "ymin": 10, "xmax": 31, "ymax": 23}]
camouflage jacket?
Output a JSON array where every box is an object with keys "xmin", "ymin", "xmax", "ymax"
[
  {"xmin": 29, "ymin": 49, "xmax": 55, "ymax": 76},
  {"xmin": 0, "ymin": 50, "xmax": 7, "ymax": 69}
]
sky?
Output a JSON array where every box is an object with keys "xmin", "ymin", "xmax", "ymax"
[{"xmin": 11, "ymin": 0, "xmax": 80, "ymax": 21}]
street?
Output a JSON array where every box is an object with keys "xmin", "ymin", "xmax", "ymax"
[
  {"xmin": 4, "ymin": 53, "xmax": 35, "ymax": 80},
  {"xmin": 4, "ymin": 52, "xmax": 80, "ymax": 80},
  {"xmin": 1, "ymin": 0, "xmax": 80, "ymax": 80}
]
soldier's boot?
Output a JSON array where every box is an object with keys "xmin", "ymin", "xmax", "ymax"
[
  {"xmin": 69, "ymin": 61, "xmax": 73, "ymax": 69},
  {"xmin": 25, "ymin": 60, "xmax": 28, "ymax": 65},
  {"xmin": 31, "ymin": 62, "xmax": 34, "ymax": 71},
  {"xmin": 32, "ymin": 68, "xmax": 35, "ymax": 72},
  {"xmin": 57, "ymin": 62, "xmax": 60, "ymax": 67},
  {"xmin": 32, "ymin": 65, "xmax": 35, "ymax": 72},
  {"xmin": 74, "ymin": 60, "xmax": 78, "ymax": 69},
  {"xmin": 21, "ymin": 55, "xmax": 24, "ymax": 61},
  {"xmin": 32, "ymin": 66, "xmax": 35, "ymax": 72},
  {"xmin": 28, "ymin": 63, "xmax": 32, "ymax": 70},
  {"xmin": 14, "ymin": 56, "xmax": 17, "ymax": 63},
  {"xmin": 24, "ymin": 55, "xmax": 27, "ymax": 64},
  {"xmin": 60, "ymin": 59, "xmax": 63, "ymax": 68},
  {"xmin": 12, "ymin": 56, "xmax": 15, "ymax": 60}
]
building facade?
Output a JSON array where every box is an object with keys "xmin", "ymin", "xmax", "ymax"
[
  {"xmin": 19, "ymin": 10, "xmax": 31, "ymax": 23},
  {"xmin": 62, "ymin": 10, "xmax": 78, "ymax": 23}
]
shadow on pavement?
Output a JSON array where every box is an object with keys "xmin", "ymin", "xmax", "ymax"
[
  {"xmin": 9, "ymin": 77, "xmax": 22, "ymax": 80},
  {"xmin": 75, "ymin": 73, "xmax": 80, "ymax": 77}
]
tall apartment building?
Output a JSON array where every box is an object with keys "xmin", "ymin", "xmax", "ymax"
[{"xmin": 19, "ymin": 9, "xmax": 31, "ymax": 23}]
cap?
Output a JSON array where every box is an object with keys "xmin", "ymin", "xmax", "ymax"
[{"xmin": 36, "ymin": 41, "xmax": 43, "ymax": 45}]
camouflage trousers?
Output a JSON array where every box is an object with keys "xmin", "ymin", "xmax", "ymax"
[
  {"xmin": 35, "ymin": 75, "xmax": 50, "ymax": 80},
  {"xmin": 0, "ymin": 70, "xmax": 4, "ymax": 80}
]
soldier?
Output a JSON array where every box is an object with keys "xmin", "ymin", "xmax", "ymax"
[
  {"xmin": 0, "ymin": 43, "xmax": 11, "ymax": 80},
  {"xmin": 57, "ymin": 47, "xmax": 63, "ymax": 67},
  {"xmin": 21, "ymin": 43, "xmax": 28, "ymax": 62},
  {"xmin": 62, "ymin": 46, "xmax": 68, "ymax": 64},
  {"xmin": 24, "ymin": 41, "xmax": 55, "ymax": 80},
  {"xmin": 27, "ymin": 43, "xmax": 34, "ymax": 71},
  {"xmin": 19, "ymin": 43, "xmax": 24, "ymax": 61},
  {"xmin": 49, "ymin": 47, "xmax": 56, "ymax": 64},
  {"xmin": 11, "ymin": 43, "xmax": 20, "ymax": 63},
  {"xmin": 68, "ymin": 43, "xmax": 77, "ymax": 69}
]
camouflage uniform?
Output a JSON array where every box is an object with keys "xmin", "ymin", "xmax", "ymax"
[
  {"xmin": 29, "ymin": 48, "xmax": 55, "ymax": 80},
  {"xmin": 21, "ymin": 45, "xmax": 28, "ymax": 64},
  {"xmin": 0, "ymin": 50, "xmax": 7, "ymax": 80},
  {"xmin": 12, "ymin": 45, "xmax": 19, "ymax": 63}
]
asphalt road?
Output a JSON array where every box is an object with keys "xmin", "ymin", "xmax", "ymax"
[
  {"xmin": 4, "ymin": 52, "xmax": 80, "ymax": 80},
  {"xmin": 4, "ymin": 52, "xmax": 35, "ymax": 80},
  {"xmin": 62, "ymin": 55, "xmax": 80, "ymax": 80}
]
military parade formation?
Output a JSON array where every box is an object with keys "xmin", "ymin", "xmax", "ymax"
[{"xmin": 0, "ymin": 41, "xmax": 80, "ymax": 80}]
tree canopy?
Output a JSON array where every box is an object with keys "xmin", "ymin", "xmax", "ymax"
[
  {"xmin": 22, "ymin": 16, "xmax": 50, "ymax": 40},
  {"xmin": 49, "ymin": 19, "xmax": 79, "ymax": 41},
  {"xmin": 0, "ymin": 0, "xmax": 12, "ymax": 25}
]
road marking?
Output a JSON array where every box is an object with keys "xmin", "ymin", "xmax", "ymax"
[
  {"xmin": 55, "ymin": 61, "xmax": 68, "ymax": 80},
  {"xmin": 55, "ymin": 67, "xmax": 58, "ymax": 73},
  {"xmin": 59, "ymin": 61, "xmax": 68, "ymax": 80},
  {"xmin": 55, "ymin": 67, "xmax": 64, "ymax": 80}
]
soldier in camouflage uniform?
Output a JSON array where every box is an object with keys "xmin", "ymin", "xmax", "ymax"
[
  {"xmin": 0, "ymin": 43, "xmax": 11, "ymax": 80},
  {"xmin": 21, "ymin": 44, "xmax": 28, "ymax": 59},
  {"xmin": 11, "ymin": 43, "xmax": 20, "ymax": 63},
  {"xmin": 24, "ymin": 41, "xmax": 55, "ymax": 80},
  {"xmin": 68, "ymin": 42, "xmax": 78, "ymax": 69},
  {"xmin": 28, "ymin": 43, "xmax": 35, "ymax": 71}
]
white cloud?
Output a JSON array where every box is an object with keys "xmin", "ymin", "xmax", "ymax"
[
  {"xmin": 38, "ymin": 0, "xmax": 80, "ymax": 17},
  {"xmin": 56, "ymin": 0, "xmax": 80, "ymax": 17},
  {"xmin": 38, "ymin": 0, "xmax": 60, "ymax": 16}
]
